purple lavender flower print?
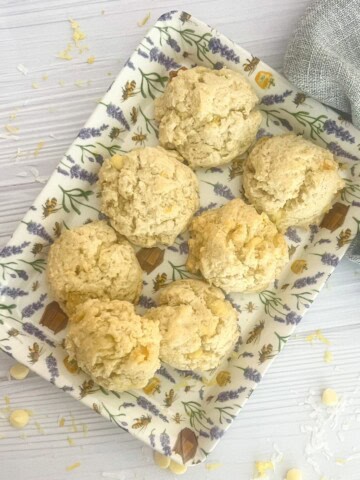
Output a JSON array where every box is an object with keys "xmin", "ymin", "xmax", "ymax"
[
  {"xmin": 274, "ymin": 315, "xmax": 285, "ymax": 323},
  {"xmin": 0, "ymin": 286, "xmax": 28, "ymax": 299},
  {"xmin": 57, "ymin": 166, "xmax": 69, "ymax": 176},
  {"xmin": 285, "ymin": 311, "xmax": 302, "ymax": 325},
  {"xmin": 105, "ymin": 103, "xmax": 130, "ymax": 130},
  {"xmin": 195, "ymin": 202, "xmax": 217, "ymax": 216},
  {"xmin": 138, "ymin": 48, "xmax": 149, "ymax": 59},
  {"xmin": 353, "ymin": 201, "xmax": 360, "ymax": 207},
  {"xmin": 145, "ymin": 36, "xmax": 154, "ymax": 46},
  {"xmin": 319, "ymin": 253, "xmax": 339, "ymax": 267},
  {"xmin": 327, "ymin": 142, "xmax": 359, "ymax": 161},
  {"xmin": 210, "ymin": 183, "xmax": 235, "ymax": 200},
  {"xmin": 285, "ymin": 227, "xmax": 301, "ymax": 243},
  {"xmin": 21, "ymin": 293, "xmax": 47, "ymax": 318},
  {"xmin": 208, "ymin": 38, "xmax": 240, "ymax": 64},
  {"xmin": 209, "ymin": 426, "xmax": 224, "ymax": 440},
  {"xmin": 292, "ymin": 271, "xmax": 324, "ymax": 289},
  {"xmin": 261, "ymin": 90, "xmax": 292, "ymax": 105},
  {"xmin": 0, "ymin": 241, "xmax": 31, "ymax": 258},
  {"xmin": 78, "ymin": 124, "xmax": 108, "ymax": 139},
  {"xmin": 69, "ymin": 165, "xmax": 98, "ymax": 185},
  {"xmin": 156, "ymin": 365, "xmax": 175, "ymax": 383},
  {"xmin": 138, "ymin": 295, "xmax": 156, "ymax": 309},
  {"xmin": 124, "ymin": 58, "xmax": 135, "ymax": 70},
  {"xmin": 149, "ymin": 430, "xmax": 156, "ymax": 448},
  {"xmin": 214, "ymin": 62, "xmax": 224, "ymax": 70},
  {"xmin": 158, "ymin": 10, "xmax": 177, "ymax": 21},
  {"xmin": 22, "ymin": 322, "xmax": 55, "ymax": 347},
  {"xmin": 62, "ymin": 386, "xmax": 74, "ymax": 392},
  {"xmin": 322, "ymin": 120, "xmax": 355, "ymax": 143},
  {"xmin": 25, "ymin": 221, "xmax": 53, "ymax": 243},
  {"xmin": 149, "ymin": 48, "xmax": 181, "ymax": 71},
  {"xmin": 241, "ymin": 352, "xmax": 254, "ymax": 358},
  {"xmin": 136, "ymin": 396, "xmax": 168, "ymax": 422},
  {"xmin": 46, "ymin": 353, "xmax": 59, "ymax": 383},
  {"xmin": 160, "ymin": 431, "xmax": 171, "ymax": 456},
  {"xmin": 243, "ymin": 367, "xmax": 261, "ymax": 383},
  {"xmin": 216, "ymin": 386, "xmax": 246, "ymax": 403},
  {"xmin": 256, "ymin": 128, "xmax": 273, "ymax": 140},
  {"xmin": 179, "ymin": 241, "xmax": 189, "ymax": 255},
  {"xmin": 166, "ymin": 37, "xmax": 180, "ymax": 52},
  {"xmin": 199, "ymin": 429, "xmax": 210, "ymax": 438}
]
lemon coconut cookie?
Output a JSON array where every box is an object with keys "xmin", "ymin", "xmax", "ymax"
[
  {"xmin": 243, "ymin": 134, "xmax": 345, "ymax": 231},
  {"xmin": 187, "ymin": 199, "xmax": 288, "ymax": 293},
  {"xmin": 47, "ymin": 221, "xmax": 142, "ymax": 314},
  {"xmin": 144, "ymin": 279, "xmax": 239, "ymax": 371},
  {"xmin": 65, "ymin": 299, "xmax": 161, "ymax": 391},
  {"xmin": 154, "ymin": 66, "xmax": 262, "ymax": 169},
  {"xmin": 98, "ymin": 146, "xmax": 199, "ymax": 247}
]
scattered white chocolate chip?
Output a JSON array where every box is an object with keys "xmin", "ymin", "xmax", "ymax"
[
  {"xmin": 9, "ymin": 363, "xmax": 29, "ymax": 380},
  {"xmin": 9, "ymin": 409, "xmax": 30, "ymax": 428},
  {"xmin": 168, "ymin": 460, "xmax": 187, "ymax": 475},
  {"xmin": 286, "ymin": 468, "xmax": 303, "ymax": 480},
  {"xmin": 17, "ymin": 64, "xmax": 29, "ymax": 75},
  {"xmin": 324, "ymin": 350, "xmax": 333, "ymax": 363},
  {"xmin": 153, "ymin": 451, "xmax": 170, "ymax": 469},
  {"xmin": 322, "ymin": 388, "xmax": 339, "ymax": 406}
]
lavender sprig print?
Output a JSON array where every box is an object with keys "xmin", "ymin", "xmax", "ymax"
[
  {"xmin": 22, "ymin": 322, "xmax": 55, "ymax": 347},
  {"xmin": 160, "ymin": 430, "xmax": 171, "ymax": 456},
  {"xmin": 313, "ymin": 252, "xmax": 339, "ymax": 267},
  {"xmin": 78, "ymin": 124, "xmax": 108, "ymax": 139},
  {"xmin": 0, "ymin": 241, "xmax": 30, "ymax": 258},
  {"xmin": 309, "ymin": 224, "xmax": 320, "ymax": 244},
  {"xmin": 275, "ymin": 311, "xmax": 302, "ymax": 325},
  {"xmin": 285, "ymin": 227, "xmax": 302, "ymax": 243},
  {"xmin": 0, "ymin": 286, "xmax": 28, "ymax": 299},
  {"xmin": 215, "ymin": 386, "xmax": 246, "ymax": 403},
  {"xmin": 236, "ymin": 366, "xmax": 262, "ymax": 383},
  {"xmin": 149, "ymin": 47, "xmax": 181, "ymax": 71},
  {"xmin": 0, "ymin": 262, "xmax": 29, "ymax": 281},
  {"xmin": 139, "ymin": 69, "xmax": 168, "ymax": 100},
  {"xmin": 100, "ymin": 103, "xmax": 130, "ymax": 130},
  {"xmin": 158, "ymin": 10, "xmax": 177, "ymax": 21},
  {"xmin": 292, "ymin": 271, "xmax": 324, "ymax": 289},
  {"xmin": 208, "ymin": 37, "xmax": 240, "ymax": 63},
  {"xmin": 322, "ymin": 120, "xmax": 355, "ymax": 143},
  {"xmin": 209, "ymin": 425, "xmax": 224, "ymax": 439},
  {"xmin": 137, "ymin": 48, "xmax": 149, "ymax": 59},
  {"xmin": 195, "ymin": 202, "xmax": 217, "ymax": 216},
  {"xmin": 135, "ymin": 396, "xmax": 168, "ymax": 423},
  {"xmin": 261, "ymin": 90, "xmax": 292, "ymax": 106},
  {"xmin": 261, "ymin": 109, "xmax": 293, "ymax": 131},
  {"xmin": 23, "ymin": 221, "xmax": 53, "ymax": 244},
  {"xmin": 328, "ymin": 142, "xmax": 359, "ymax": 161},
  {"xmin": 138, "ymin": 295, "xmax": 156, "ymax": 309},
  {"xmin": 203, "ymin": 181, "xmax": 235, "ymax": 200},
  {"xmin": 166, "ymin": 37, "xmax": 180, "ymax": 52},
  {"xmin": 256, "ymin": 128, "xmax": 273, "ymax": 140},
  {"xmin": 21, "ymin": 293, "xmax": 47, "ymax": 318},
  {"xmin": 124, "ymin": 58, "xmax": 135, "ymax": 70},
  {"xmin": 46, "ymin": 353, "xmax": 59, "ymax": 383},
  {"xmin": 69, "ymin": 165, "xmax": 98, "ymax": 185},
  {"xmin": 149, "ymin": 429, "xmax": 156, "ymax": 448},
  {"xmin": 156, "ymin": 365, "xmax": 176, "ymax": 383}
]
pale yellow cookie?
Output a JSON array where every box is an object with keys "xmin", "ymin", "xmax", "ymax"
[
  {"xmin": 65, "ymin": 299, "xmax": 161, "ymax": 392},
  {"xmin": 154, "ymin": 66, "xmax": 262, "ymax": 168},
  {"xmin": 145, "ymin": 279, "xmax": 239, "ymax": 371},
  {"xmin": 187, "ymin": 199, "xmax": 288, "ymax": 293},
  {"xmin": 47, "ymin": 221, "xmax": 142, "ymax": 315},
  {"xmin": 98, "ymin": 147, "xmax": 199, "ymax": 247},
  {"xmin": 243, "ymin": 134, "xmax": 344, "ymax": 231}
]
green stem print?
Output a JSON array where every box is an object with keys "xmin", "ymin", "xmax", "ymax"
[
  {"xmin": 275, "ymin": 332, "xmax": 291, "ymax": 352},
  {"xmin": 0, "ymin": 304, "xmax": 16, "ymax": 315},
  {"xmin": 341, "ymin": 179, "xmax": 360, "ymax": 203},
  {"xmin": 75, "ymin": 144, "xmax": 103, "ymax": 164},
  {"xmin": 139, "ymin": 106, "xmax": 159, "ymax": 137},
  {"xmin": 59, "ymin": 186, "xmax": 99, "ymax": 215},
  {"xmin": 258, "ymin": 290, "xmax": 287, "ymax": 318},
  {"xmin": 0, "ymin": 261, "xmax": 27, "ymax": 281},
  {"xmin": 291, "ymin": 291, "xmax": 316, "ymax": 310},
  {"xmin": 96, "ymin": 142, "xmax": 126, "ymax": 157},
  {"xmin": 155, "ymin": 26, "xmax": 213, "ymax": 64},
  {"xmin": 19, "ymin": 259, "xmax": 46, "ymax": 273},
  {"xmin": 280, "ymin": 109, "xmax": 328, "ymax": 143},
  {"xmin": 168, "ymin": 261, "xmax": 199, "ymax": 281},
  {"xmin": 261, "ymin": 109, "xmax": 292, "ymax": 130},
  {"xmin": 139, "ymin": 69, "xmax": 168, "ymax": 99},
  {"xmin": 214, "ymin": 406, "xmax": 236, "ymax": 425},
  {"xmin": 101, "ymin": 403, "xmax": 126, "ymax": 428},
  {"xmin": 181, "ymin": 401, "xmax": 210, "ymax": 432}
]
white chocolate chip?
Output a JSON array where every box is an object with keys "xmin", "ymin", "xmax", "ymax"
[
  {"xmin": 9, "ymin": 363, "xmax": 30, "ymax": 380},
  {"xmin": 9, "ymin": 409, "xmax": 30, "ymax": 428},
  {"xmin": 153, "ymin": 451, "xmax": 170, "ymax": 469},
  {"xmin": 168, "ymin": 460, "xmax": 187, "ymax": 475},
  {"xmin": 322, "ymin": 388, "xmax": 339, "ymax": 406},
  {"xmin": 286, "ymin": 468, "xmax": 303, "ymax": 480}
]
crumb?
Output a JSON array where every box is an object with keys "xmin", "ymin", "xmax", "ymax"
[
  {"xmin": 66, "ymin": 462, "xmax": 80, "ymax": 472},
  {"xmin": 137, "ymin": 12, "xmax": 151, "ymax": 27},
  {"xmin": 87, "ymin": 56, "xmax": 95, "ymax": 64}
]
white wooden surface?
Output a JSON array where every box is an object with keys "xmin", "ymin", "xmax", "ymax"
[{"xmin": 1, "ymin": 1, "xmax": 360, "ymax": 478}]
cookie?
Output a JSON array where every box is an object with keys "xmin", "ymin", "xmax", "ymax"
[
  {"xmin": 144, "ymin": 279, "xmax": 239, "ymax": 371},
  {"xmin": 98, "ymin": 147, "xmax": 199, "ymax": 247},
  {"xmin": 47, "ymin": 221, "xmax": 142, "ymax": 314},
  {"xmin": 65, "ymin": 299, "xmax": 161, "ymax": 392},
  {"xmin": 187, "ymin": 199, "xmax": 288, "ymax": 293},
  {"xmin": 243, "ymin": 134, "xmax": 345, "ymax": 230},
  {"xmin": 154, "ymin": 66, "xmax": 262, "ymax": 168}
]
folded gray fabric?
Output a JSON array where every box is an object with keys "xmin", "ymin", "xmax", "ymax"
[{"xmin": 283, "ymin": 0, "xmax": 360, "ymax": 263}]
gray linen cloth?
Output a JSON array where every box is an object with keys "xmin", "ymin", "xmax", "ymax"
[{"xmin": 283, "ymin": 0, "xmax": 360, "ymax": 262}]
